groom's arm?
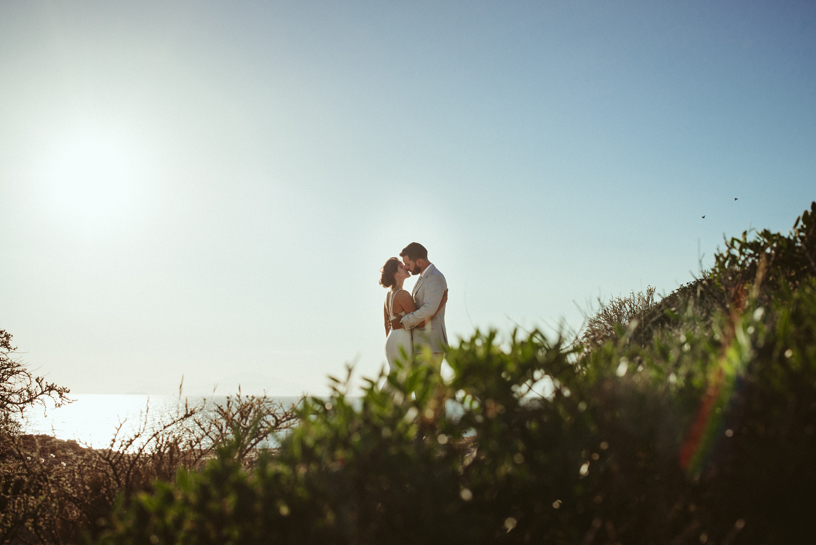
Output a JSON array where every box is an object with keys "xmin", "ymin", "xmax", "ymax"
[{"xmin": 401, "ymin": 275, "xmax": 446, "ymax": 330}]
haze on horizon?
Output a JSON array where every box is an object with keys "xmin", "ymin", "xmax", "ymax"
[{"xmin": 1, "ymin": 1, "xmax": 814, "ymax": 396}]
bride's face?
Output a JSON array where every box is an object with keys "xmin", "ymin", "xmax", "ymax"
[{"xmin": 395, "ymin": 264, "xmax": 410, "ymax": 282}]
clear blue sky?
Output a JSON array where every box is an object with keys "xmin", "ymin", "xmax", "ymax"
[{"xmin": 1, "ymin": 1, "xmax": 814, "ymax": 395}]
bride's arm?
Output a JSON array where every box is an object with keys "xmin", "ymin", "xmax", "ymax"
[{"xmin": 384, "ymin": 303, "xmax": 390, "ymax": 336}]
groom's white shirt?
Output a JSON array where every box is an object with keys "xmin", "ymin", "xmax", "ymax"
[{"xmin": 401, "ymin": 263, "xmax": 448, "ymax": 353}]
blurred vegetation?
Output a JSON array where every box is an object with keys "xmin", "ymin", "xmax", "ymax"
[{"xmin": 3, "ymin": 202, "xmax": 816, "ymax": 544}]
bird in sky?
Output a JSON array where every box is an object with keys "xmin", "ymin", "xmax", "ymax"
[
  {"xmin": 735, "ymin": 197, "xmax": 738, "ymax": 201},
  {"xmin": 702, "ymin": 215, "xmax": 706, "ymax": 219}
]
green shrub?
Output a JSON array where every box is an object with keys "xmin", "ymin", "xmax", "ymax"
[
  {"xmin": 13, "ymin": 203, "xmax": 816, "ymax": 545},
  {"xmin": 96, "ymin": 282, "xmax": 816, "ymax": 543},
  {"xmin": 589, "ymin": 201, "xmax": 816, "ymax": 352}
]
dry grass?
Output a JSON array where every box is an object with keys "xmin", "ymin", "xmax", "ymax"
[
  {"xmin": 1, "ymin": 393, "xmax": 301, "ymax": 545},
  {"xmin": 580, "ymin": 286, "xmax": 657, "ymax": 350}
]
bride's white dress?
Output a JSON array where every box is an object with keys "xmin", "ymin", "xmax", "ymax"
[{"xmin": 385, "ymin": 289, "xmax": 413, "ymax": 371}]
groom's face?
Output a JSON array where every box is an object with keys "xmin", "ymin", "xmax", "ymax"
[{"xmin": 402, "ymin": 256, "xmax": 421, "ymax": 275}]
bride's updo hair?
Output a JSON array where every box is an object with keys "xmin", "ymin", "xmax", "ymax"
[{"xmin": 380, "ymin": 257, "xmax": 401, "ymax": 288}]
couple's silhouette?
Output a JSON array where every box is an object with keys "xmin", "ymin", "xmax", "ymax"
[{"xmin": 380, "ymin": 242, "xmax": 448, "ymax": 371}]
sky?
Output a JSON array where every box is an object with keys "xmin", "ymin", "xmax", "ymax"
[{"xmin": 1, "ymin": 1, "xmax": 814, "ymax": 396}]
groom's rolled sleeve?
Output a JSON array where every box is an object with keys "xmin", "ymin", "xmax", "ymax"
[{"xmin": 401, "ymin": 275, "xmax": 446, "ymax": 329}]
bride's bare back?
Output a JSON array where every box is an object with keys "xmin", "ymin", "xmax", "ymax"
[{"xmin": 384, "ymin": 289, "xmax": 448, "ymax": 335}]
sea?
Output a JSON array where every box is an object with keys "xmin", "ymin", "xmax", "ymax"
[
  {"xmin": 21, "ymin": 392, "xmax": 480, "ymax": 450},
  {"xmin": 21, "ymin": 394, "xmax": 303, "ymax": 450}
]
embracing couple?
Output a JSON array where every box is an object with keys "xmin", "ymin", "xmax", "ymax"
[{"xmin": 380, "ymin": 242, "xmax": 448, "ymax": 371}]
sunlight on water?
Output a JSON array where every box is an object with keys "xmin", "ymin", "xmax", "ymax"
[
  {"xmin": 22, "ymin": 395, "xmax": 202, "ymax": 448},
  {"xmin": 22, "ymin": 394, "xmax": 301, "ymax": 449}
]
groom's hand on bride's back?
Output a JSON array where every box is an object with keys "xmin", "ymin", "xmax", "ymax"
[{"xmin": 390, "ymin": 317, "xmax": 404, "ymax": 330}]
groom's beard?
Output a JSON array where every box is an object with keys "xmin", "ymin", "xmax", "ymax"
[{"xmin": 411, "ymin": 266, "xmax": 421, "ymax": 275}]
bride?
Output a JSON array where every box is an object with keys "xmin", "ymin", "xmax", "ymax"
[{"xmin": 380, "ymin": 257, "xmax": 447, "ymax": 371}]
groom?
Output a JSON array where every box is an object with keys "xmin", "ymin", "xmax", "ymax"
[{"xmin": 391, "ymin": 242, "xmax": 448, "ymax": 363}]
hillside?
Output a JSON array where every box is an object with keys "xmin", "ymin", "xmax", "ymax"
[{"xmin": 3, "ymin": 202, "xmax": 816, "ymax": 545}]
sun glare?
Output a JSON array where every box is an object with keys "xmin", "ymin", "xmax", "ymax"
[{"xmin": 35, "ymin": 128, "xmax": 154, "ymax": 237}]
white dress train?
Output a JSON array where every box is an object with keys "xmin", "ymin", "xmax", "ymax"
[{"xmin": 385, "ymin": 289, "xmax": 413, "ymax": 371}]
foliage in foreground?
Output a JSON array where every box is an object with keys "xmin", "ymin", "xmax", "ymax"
[
  {"xmin": 96, "ymin": 205, "xmax": 816, "ymax": 545},
  {"xmin": 4, "ymin": 202, "xmax": 816, "ymax": 545},
  {"xmin": 0, "ymin": 386, "xmax": 299, "ymax": 545}
]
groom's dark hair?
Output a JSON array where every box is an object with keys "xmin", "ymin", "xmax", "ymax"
[{"xmin": 400, "ymin": 242, "xmax": 428, "ymax": 262}]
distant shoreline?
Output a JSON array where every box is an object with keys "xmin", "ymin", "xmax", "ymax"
[{"xmin": 22, "ymin": 394, "xmax": 304, "ymax": 449}]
